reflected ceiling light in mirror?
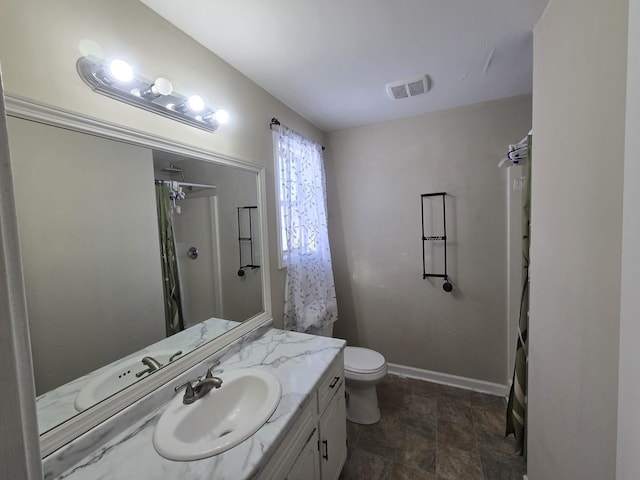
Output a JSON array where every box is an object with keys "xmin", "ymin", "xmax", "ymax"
[{"xmin": 77, "ymin": 55, "xmax": 227, "ymax": 133}]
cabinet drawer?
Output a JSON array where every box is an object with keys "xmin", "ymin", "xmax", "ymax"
[{"xmin": 317, "ymin": 351, "xmax": 344, "ymax": 415}]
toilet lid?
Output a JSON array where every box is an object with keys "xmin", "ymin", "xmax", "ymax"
[{"xmin": 344, "ymin": 346, "xmax": 386, "ymax": 374}]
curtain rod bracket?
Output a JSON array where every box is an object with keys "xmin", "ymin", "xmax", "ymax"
[{"xmin": 269, "ymin": 117, "xmax": 281, "ymax": 130}]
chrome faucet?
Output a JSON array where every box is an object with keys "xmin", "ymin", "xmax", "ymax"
[
  {"xmin": 175, "ymin": 366, "xmax": 223, "ymax": 405},
  {"xmin": 135, "ymin": 356, "xmax": 163, "ymax": 378}
]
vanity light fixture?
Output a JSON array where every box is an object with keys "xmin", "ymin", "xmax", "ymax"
[
  {"xmin": 76, "ymin": 55, "xmax": 228, "ymax": 133},
  {"xmin": 108, "ymin": 59, "xmax": 134, "ymax": 82}
]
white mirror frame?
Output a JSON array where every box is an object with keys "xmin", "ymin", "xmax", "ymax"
[{"xmin": 4, "ymin": 94, "xmax": 273, "ymax": 458}]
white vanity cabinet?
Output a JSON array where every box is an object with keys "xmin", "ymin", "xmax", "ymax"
[{"xmin": 258, "ymin": 350, "xmax": 346, "ymax": 480}]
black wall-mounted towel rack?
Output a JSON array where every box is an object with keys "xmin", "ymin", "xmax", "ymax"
[
  {"xmin": 237, "ymin": 206, "xmax": 260, "ymax": 276},
  {"xmin": 421, "ymin": 192, "xmax": 453, "ymax": 292}
]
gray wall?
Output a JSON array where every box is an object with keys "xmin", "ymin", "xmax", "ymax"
[
  {"xmin": 528, "ymin": 0, "xmax": 628, "ymax": 478},
  {"xmin": 8, "ymin": 117, "xmax": 166, "ymax": 394},
  {"xmin": 327, "ymin": 95, "xmax": 532, "ymax": 385}
]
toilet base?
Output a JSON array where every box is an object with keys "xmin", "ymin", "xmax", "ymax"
[{"xmin": 345, "ymin": 383, "xmax": 381, "ymax": 425}]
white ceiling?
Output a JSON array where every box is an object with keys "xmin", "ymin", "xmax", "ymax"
[{"xmin": 139, "ymin": 0, "xmax": 548, "ymax": 132}]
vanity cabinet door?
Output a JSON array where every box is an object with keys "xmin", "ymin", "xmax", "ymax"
[
  {"xmin": 318, "ymin": 354, "xmax": 344, "ymax": 414},
  {"xmin": 318, "ymin": 379, "xmax": 347, "ymax": 480},
  {"xmin": 286, "ymin": 428, "xmax": 321, "ymax": 480}
]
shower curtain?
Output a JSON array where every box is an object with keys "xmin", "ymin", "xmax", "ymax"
[
  {"xmin": 155, "ymin": 184, "xmax": 185, "ymax": 336},
  {"xmin": 506, "ymin": 135, "xmax": 531, "ymax": 457}
]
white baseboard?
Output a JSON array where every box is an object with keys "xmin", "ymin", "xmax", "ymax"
[{"xmin": 387, "ymin": 362, "xmax": 509, "ymax": 397}]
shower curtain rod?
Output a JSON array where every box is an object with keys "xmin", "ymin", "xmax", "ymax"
[{"xmin": 154, "ymin": 179, "xmax": 217, "ymax": 190}]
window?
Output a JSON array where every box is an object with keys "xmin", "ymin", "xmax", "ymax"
[{"xmin": 272, "ymin": 127, "xmax": 326, "ymax": 268}]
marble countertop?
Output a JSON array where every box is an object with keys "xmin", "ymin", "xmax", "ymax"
[
  {"xmin": 49, "ymin": 328, "xmax": 345, "ymax": 480},
  {"xmin": 37, "ymin": 318, "xmax": 241, "ymax": 434}
]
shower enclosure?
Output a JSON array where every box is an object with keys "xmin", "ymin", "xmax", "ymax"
[{"xmin": 156, "ymin": 179, "xmax": 222, "ymax": 330}]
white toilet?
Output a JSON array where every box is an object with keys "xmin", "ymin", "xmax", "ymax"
[
  {"xmin": 343, "ymin": 346, "xmax": 387, "ymax": 424},
  {"xmin": 311, "ymin": 323, "xmax": 388, "ymax": 424}
]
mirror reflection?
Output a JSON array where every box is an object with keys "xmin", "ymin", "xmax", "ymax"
[{"xmin": 7, "ymin": 116, "xmax": 263, "ymax": 434}]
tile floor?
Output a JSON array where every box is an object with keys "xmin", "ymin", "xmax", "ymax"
[{"xmin": 338, "ymin": 375, "xmax": 526, "ymax": 480}]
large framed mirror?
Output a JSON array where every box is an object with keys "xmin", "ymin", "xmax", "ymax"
[{"xmin": 5, "ymin": 95, "xmax": 272, "ymax": 456}]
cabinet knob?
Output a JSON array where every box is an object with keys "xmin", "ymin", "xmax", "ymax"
[
  {"xmin": 322, "ymin": 439, "xmax": 329, "ymax": 460},
  {"xmin": 329, "ymin": 376, "xmax": 340, "ymax": 388}
]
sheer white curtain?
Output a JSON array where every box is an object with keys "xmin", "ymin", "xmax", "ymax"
[{"xmin": 275, "ymin": 125, "xmax": 337, "ymax": 333}]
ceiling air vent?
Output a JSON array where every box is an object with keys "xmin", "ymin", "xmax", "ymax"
[{"xmin": 386, "ymin": 75, "xmax": 430, "ymax": 100}]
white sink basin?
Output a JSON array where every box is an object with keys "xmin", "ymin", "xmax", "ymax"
[
  {"xmin": 74, "ymin": 349, "xmax": 183, "ymax": 412},
  {"xmin": 153, "ymin": 368, "xmax": 281, "ymax": 461}
]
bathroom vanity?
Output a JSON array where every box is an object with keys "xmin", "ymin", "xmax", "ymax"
[{"xmin": 42, "ymin": 327, "xmax": 347, "ymax": 480}]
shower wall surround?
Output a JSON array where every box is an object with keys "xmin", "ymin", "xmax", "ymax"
[{"xmin": 43, "ymin": 327, "xmax": 345, "ymax": 480}]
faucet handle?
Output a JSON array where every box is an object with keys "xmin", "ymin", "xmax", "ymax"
[
  {"xmin": 201, "ymin": 360, "xmax": 222, "ymax": 380},
  {"xmin": 175, "ymin": 381, "xmax": 196, "ymax": 403}
]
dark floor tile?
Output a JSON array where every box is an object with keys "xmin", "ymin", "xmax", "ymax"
[
  {"xmin": 380, "ymin": 375, "xmax": 411, "ymax": 394},
  {"xmin": 477, "ymin": 431, "xmax": 525, "ymax": 470},
  {"xmin": 438, "ymin": 398, "xmax": 473, "ymax": 427},
  {"xmin": 436, "ymin": 444, "xmax": 484, "ymax": 480},
  {"xmin": 472, "ymin": 405, "xmax": 506, "ymax": 436},
  {"xmin": 339, "ymin": 378, "xmax": 527, "ymax": 480},
  {"xmin": 437, "ymin": 420, "xmax": 478, "ymax": 453},
  {"xmin": 358, "ymin": 438, "xmax": 396, "ymax": 460},
  {"xmin": 404, "ymin": 393, "xmax": 438, "ymax": 416},
  {"xmin": 470, "ymin": 391, "xmax": 507, "ymax": 410},
  {"xmin": 339, "ymin": 448, "xmax": 393, "ymax": 480},
  {"xmin": 407, "ymin": 377, "xmax": 439, "ymax": 398},
  {"xmin": 396, "ymin": 393, "xmax": 437, "ymax": 437},
  {"xmin": 378, "ymin": 385, "xmax": 406, "ymax": 417},
  {"xmin": 358, "ymin": 414, "xmax": 404, "ymax": 450},
  {"xmin": 481, "ymin": 457, "xmax": 527, "ymax": 480},
  {"xmin": 346, "ymin": 421, "xmax": 361, "ymax": 448},
  {"xmin": 390, "ymin": 462, "xmax": 436, "ymax": 480},
  {"xmin": 392, "ymin": 431, "xmax": 437, "ymax": 473},
  {"xmin": 438, "ymin": 384, "xmax": 472, "ymax": 402}
]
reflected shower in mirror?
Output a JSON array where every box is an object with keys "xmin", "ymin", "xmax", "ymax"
[{"xmin": 7, "ymin": 116, "xmax": 263, "ymax": 435}]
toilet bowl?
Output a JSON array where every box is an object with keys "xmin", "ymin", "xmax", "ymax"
[
  {"xmin": 343, "ymin": 346, "xmax": 387, "ymax": 425},
  {"xmin": 309, "ymin": 324, "xmax": 387, "ymax": 424}
]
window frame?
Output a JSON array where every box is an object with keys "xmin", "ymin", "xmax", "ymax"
[{"xmin": 273, "ymin": 129, "xmax": 288, "ymax": 269}]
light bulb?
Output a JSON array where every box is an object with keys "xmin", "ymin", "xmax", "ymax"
[
  {"xmin": 151, "ymin": 77, "xmax": 173, "ymax": 96},
  {"xmin": 214, "ymin": 109, "xmax": 229, "ymax": 124},
  {"xmin": 187, "ymin": 95, "xmax": 205, "ymax": 112},
  {"xmin": 109, "ymin": 59, "xmax": 134, "ymax": 82}
]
